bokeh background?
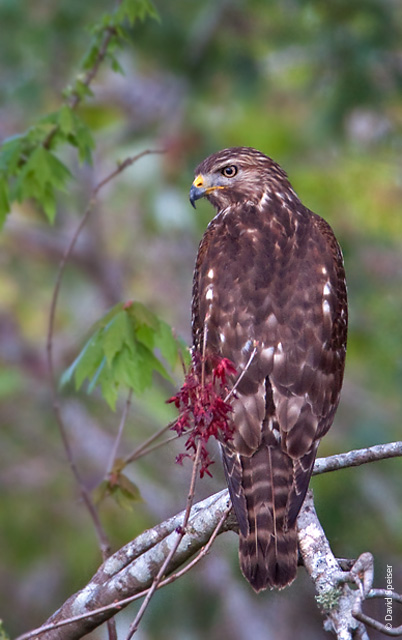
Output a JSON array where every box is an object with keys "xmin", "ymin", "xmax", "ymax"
[{"xmin": 0, "ymin": 1, "xmax": 401, "ymax": 638}]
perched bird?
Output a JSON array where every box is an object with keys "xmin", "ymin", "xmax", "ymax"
[{"xmin": 190, "ymin": 147, "xmax": 347, "ymax": 592}]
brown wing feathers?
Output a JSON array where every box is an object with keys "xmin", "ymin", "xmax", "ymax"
[{"xmin": 191, "ymin": 147, "xmax": 347, "ymax": 591}]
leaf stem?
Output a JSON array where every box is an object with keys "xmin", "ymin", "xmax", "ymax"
[{"xmin": 106, "ymin": 389, "xmax": 133, "ymax": 476}]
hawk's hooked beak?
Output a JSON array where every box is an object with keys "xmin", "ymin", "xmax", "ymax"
[
  {"xmin": 189, "ymin": 174, "xmax": 225, "ymax": 208},
  {"xmin": 189, "ymin": 174, "xmax": 206, "ymax": 209}
]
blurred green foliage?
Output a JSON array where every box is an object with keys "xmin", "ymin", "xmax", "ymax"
[
  {"xmin": 61, "ymin": 300, "xmax": 181, "ymax": 408},
  {"xmin": 0, "ymin": 0, "xmax": 159, "ymax": 225},
  {"xmin": 0, "ymin": 0, "xmax": 401, "ymax": 638}
]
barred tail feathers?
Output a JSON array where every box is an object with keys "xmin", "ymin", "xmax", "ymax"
[{"xmin": 237, "ymin": 445, "xmax": 298, "ymax": 592}]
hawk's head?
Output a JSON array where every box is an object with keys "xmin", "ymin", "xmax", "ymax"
[{"xmin": 189, "ymin": 147, "xmax": 293, "ymax": 210}]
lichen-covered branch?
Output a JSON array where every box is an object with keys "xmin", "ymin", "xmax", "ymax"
[
  {"xmin": 297, "ymin": 492, "xmax": 371, "ymax": 639},
  {"xmin": 16, "ymin": 441, "xmax": 402, "ymax": 640},
  {"xmin": 18, "ymin": 491, "xmax": 232, "ymax": 640}
]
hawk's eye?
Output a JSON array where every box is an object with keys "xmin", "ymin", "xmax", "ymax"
[{"xmin": 221, "ymin": 165, "xmax": 238, "ymax": 178}]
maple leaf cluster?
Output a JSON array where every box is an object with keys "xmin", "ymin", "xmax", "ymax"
[{"xmin": 167, "ymin": 353, "xmax": 237, "ymax": 478}]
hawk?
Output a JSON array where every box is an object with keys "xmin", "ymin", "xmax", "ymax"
[{"xmin": 189, "ymin": 147, "xmax": 347, "ymax": 592}]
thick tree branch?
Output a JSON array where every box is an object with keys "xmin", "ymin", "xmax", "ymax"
[
  {"xmin": 297, "ymin": 492, "xmax": 371, "ymax": 639},
  {"xmin": 18, "ymin": 491, "xmax": 232, "ymax": 640},
  {"xmin": 17, "ymin": 441, "xmax": 402, "ymax": 640}
]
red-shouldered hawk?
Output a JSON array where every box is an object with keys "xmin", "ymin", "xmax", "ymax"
[{"xmin": 190, "ymin": 147, "xmax": 347, "ymax": 592}]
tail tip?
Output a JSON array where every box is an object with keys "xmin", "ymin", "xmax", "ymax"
[{"xmin": 240, "ymin": 549, "xmax": 298, "ymax": 592}]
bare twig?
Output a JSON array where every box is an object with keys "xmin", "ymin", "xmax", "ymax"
[
  {"xmin": 353, "ymin": 610, "xmax": 402, "ymax": 637},
  {"xmin": 46, "ymin": 149, "xmax": 165, "ymax": 480},
  {"xmin": 367, "ymin": 589, "xmax": 402, "ymax": 604},
  {"xmin": 313, "ymin": 441, "xmax": 402, "ymax": 476},
  {"xmin": 43, "ymin": 17, "xmax": 130, "ymax": 640},
  {"xmin": 160, "ymin": 503, "xmax": 232, "ymax": 587},
  {"xmin": 123, "ymin": 418, "xmax": 178, "ymax": 465},
  {"xmin": 125, "ymin": 440, "xmax": 203, "ymax": 638},
  {"xmin": 123, "ymin": 431, "xmax": 181, "ymax": 463},
  {"xmin": 200, "ymin": 322, "xmax": 208, "ymax": 389},
  {"xmin": 45, "ymin": 148, "xmax": 165, "ymax": 635},
  {"xmin": 106, "ymin": 389, "xmax": 133, "ymax": 476},
  {"xmin": 46, "ymin": 201, "xmax": 111, "ymax": 551},
  {"xmin": 224, "ymin": 344, "xmax": 257, "ymax": 402},
  {"xmin": 352, "ymin": 589, "xmax": 402, "ymax": 637},
  {"xmin": 93, "ymin": 149, "xmax": 165, "ymax": 196},
  {"xmin": 43, "ymin": 14, "xmax": 120, "ymax": 150},
  {"xmin": 69, "ymin": 27, "xmax": 116, "ymax": 110}
]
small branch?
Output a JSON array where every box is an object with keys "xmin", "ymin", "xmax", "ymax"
[
  {"xmin": 106, "ymin": 389, "xmax": 133, "ymax": 476},
  {"xmin": 46, "ymin": 197, "xmax": 108, "ymax": 558},
  {"xmin": 159, "ymin": 503, "xmax": 232, "ymax": 587},
  {"xmin": 353, "ymin": 610, "xmax": 402, "ymax": 637},
  {"xmin": 45, "ymin": 149, "xmax": 165, "ymax": 593},
  {"xmin": 201, "ymin": 321, "xmax": 208, "ymax": 389},
  {"xmin": 367, "ymin": 589, "xmax": 402, "ymax": 604},
  {"xmin": 69, "ymin": 26, "xmax": 117, "ymax": 110},
  {"xmin": 125, "ymin": 441, "xmax": 203, "ymax": 638},
  {"xmin": 314, "ymin": 441, "xmax": 402, "ymax": 476},
  {"xmin": 353, "ymin": 589, "xmax": 402, "ymax": 637},
  {"xmin": 125, "ymin": 431, "xmax": 181, "ymax": 461},
  {"xmin": 224, "ymin": 344, "xmax": 257, "ymax": 402},
  {"xmin": 123, "ymin": 419, "xmax": 178, "ymax": 465},
  {"xmin": 46, "ymin": 207, "xmax": 110, "ymax": 552},
  {"xmin": 93, "ymin": 149, "xmax": 165, "ymax": 195},
  {"xmin": 43, "ymin": 19, "xmax": 118, "ymax": 150}
]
